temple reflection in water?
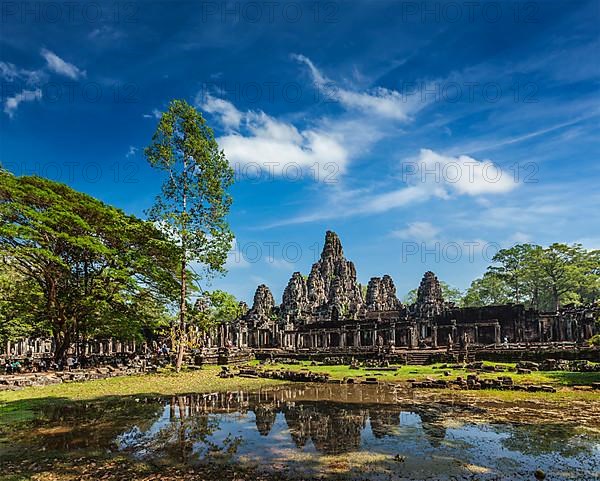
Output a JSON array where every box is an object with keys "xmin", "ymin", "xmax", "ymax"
[{"xmin": 140, "ymin": 385, "xmax": 448, "ymax": 456}]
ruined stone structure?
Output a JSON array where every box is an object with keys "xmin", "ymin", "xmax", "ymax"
[
  {"xmin": 3, "ymin": 231, "xmax": 597, "ymax": 363},
  {"xmin": 227, "ymin": 231, "xmax": 598, "ymax": 351}
]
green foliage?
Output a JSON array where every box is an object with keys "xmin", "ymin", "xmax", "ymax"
[
  {"xmin": 187, "ymin": 290, "xmax": 241, "ymax": 347},
  {"xmin": 0, "ymin": 171, "xmax": 180, "ymax": 359},
  {"xmin": 461, "ymin": 272, "xmax": 512, "ymax": 307},
  {"xmin": 403, "ymin": 281, "xmax": 462, "ymax": 305},
  {"xmin": 145, "ymin": 99, "xmax": 234, "ymax": 275},
  {"xmin": 466, "ymin": 243, "xmax": 600, "ymax": 311},
  {"xmin": 402, "ymin": 288, "xmax": 417, "ymax": 304},
  {"xmin": 0, "ymin": 262, "xmax": 48, "ymax": 344},
  {"xmin": 589, "ymin": 334, "xmax": 600, "ymax": 347},
  {"xmin": 441, "ymin": 282, "xmax": 463, "ymax": 304},
  {"xmin": 490, "ymin": 244, "xmax": 537, "ymax": 304},
  {"xmin": 145, "ymin": 99, "xmax": 234, "ymax": 370},
  {"xmin": 205, "ymin": 290, "xmax": 243, "ymax": 325}
]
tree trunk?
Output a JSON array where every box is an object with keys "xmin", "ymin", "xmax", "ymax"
[
  {"xmin": 53, "ymin": 332, "xmax": 71, "ymax": 364},
  {"xmin": 175, "ymin": 255, "xmax": 187, "ymax": 372},
  {"xmin": 553, "ymin": 286, "xmax": 560, "ymax": 312},
  {"xmin": 175, "ymin": 150, "xmax": 189, "ymax": 372}
]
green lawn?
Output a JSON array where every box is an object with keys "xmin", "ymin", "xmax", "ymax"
[
  {"xmin": 0, "ymin": 366, "xmax": 281, "ymax": 425},
  {"xmin": 255, "ymin": 359, "xmax": 599, "ymax": 384},
  {"xmin": 1, "ymin": 361, "xmax": 598, "ymax": 421},
  {"xmin": 253, "ymin": 360, "xmax": 600, "ymax": 401}
]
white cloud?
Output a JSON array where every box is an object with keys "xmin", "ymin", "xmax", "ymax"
[
  {"xmin": 0, "ymin": 62, "xmax": 19, "ymax": 81},
  {"xmin": 445, "ymin": 115, "xmax": 598, "ymax": 156},
  {"xmin": 293, "ymin": 53, "xmax": 424, "ymax": 122},
  {"xmin": 198, "ymin": 96, "xmax": 350, "ymax": 180},
  {"xmin": 88, "ymin": 26, "xmax": 124, "ymax": 41},
  {"xmin": 391, "ymin": 222, "xmax": 440, "ymax": 242},
  {"xmin": 0, "ymin": 61, "xmax": 45, "ymax": 85},
  {"xmin": 412, "ymin": 148, "xmax": 519, "ymax": 196},
  {"xmin": 126, "ymin": 146, "xmax": 138, "ymax": 158},
  {"xmin": 265, "ymin": 255, "xmax": 295, "ymax": 270},
  {"xmin": 143, "ymin": 109, "xmax": 162, "ymax": 119},
  {"xmin": 265, "ymin": 149, "xmax": 518, "ymax": 227},
  {"xmin": 201, "ymin": 93, "xmax": 242, "ymax": 129},
  {"xmin": 4, "ymin": 88, "xmax": 42, "ymax": 118},
  {"xmin": 40, "ymin": 49, "xmax": 86, "ymax": 80},
  {"xmin": 509, "ymin": 232, "xmax": 532, "ymax": 244}
]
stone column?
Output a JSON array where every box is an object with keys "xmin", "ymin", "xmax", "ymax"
[{"xmin": 432, "ymin": 326, "xmax": 438, "ymax": 347}]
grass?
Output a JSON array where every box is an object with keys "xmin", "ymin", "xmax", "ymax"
[
  {"xmin": 0, "ymin": 366, "xmax": 280, "ymax": 403},
  {"xmin": 253, "ymin": 360, "xmax": 600, "ymax": 401},
  {"xmin": 255, "ymin": 359, "xmax": 600, "ymax": 384},
  {"xmin": 1, "ymin": 361, "xmax": 599, "ymax": 481},
  {"xmin": 1, "ymin": 361, "xmax": 599, "ymax": 419},
  {"xmin": 0, "ymin": 366, "xmax": 282, "ymax": 425}
]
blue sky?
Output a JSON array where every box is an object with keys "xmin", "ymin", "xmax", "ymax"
[{"xmin": 1, "ymin": 0, "xmax": 599, "ymax": 303}]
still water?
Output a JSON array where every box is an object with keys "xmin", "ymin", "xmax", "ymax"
[{"xmin": 5, "ymin": 384, "xmax": 600, "ymax": 480}]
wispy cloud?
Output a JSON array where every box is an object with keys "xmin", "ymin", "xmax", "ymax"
[
  {"xmin": 88, "ymin": 26, "xmax": 124, "ymax": 41},
  {"xmin": 445, "ymin": 114, "xmax": 600, "ymax": 156},
  {"xmin": 40, "ymin": 49, "xmax": 86, "ymax": 80},
  {"xmin": 0, "ymin": 61, "xmax": 45, "ymax": 85},
  {"xmin": 201, "ymin": 93, "xmax": 242, "ymax": 129},
  {"xmin": 265, "ymin": 255, "xmax": 295, "ymax": 270},
  {"xmin": 391, "ymin": 222, "xmax": 440, "ymax": 242},
  {"xmin": 225, "ymin": 239, "xmax": 251, "ymax": 270},
  {"xmin": 265, "ymin": 148, "xmax": 518, "ymax": 227},
  {"xmin": 3, "ymin": 89, "xmax": 42, "ymax": 118},
  {"xmin": 197, "ymin": 95, "xmax": 350, "ymax": 180},
  {"xmin": 143, "ymin": 109, "xmax": 163, "ymax": 120},
  {"xmin": 293, "ymin": 53, "xmax": 425, "ymax": 121},
  {"xmin": 126, "ymin": 146, "xmax": 138, "ymax": 158}
]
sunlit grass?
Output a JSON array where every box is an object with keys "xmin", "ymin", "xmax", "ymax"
[
  {"xmin": 254, "ymin": 360, "xmax": 600, "ymax": 401},
  {"xmin": 0, "ymin": 366, "xmax": 282, "ymax": 425}
]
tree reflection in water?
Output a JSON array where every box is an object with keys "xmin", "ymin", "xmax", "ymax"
[
  {"xmin": 110, "ymin": 384, "xmax": 599, "ymax": 480},
  {"xmin": 116, "ymin": 385, "xmax": 451, "ymax": 460},
  {"xmin": 5, "ymin": 384, "xmax": 598, "ymax": 480}
]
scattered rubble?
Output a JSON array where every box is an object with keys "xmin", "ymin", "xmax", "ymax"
[
  {"xmin": 0, "ymin": 364, "xmax": 156, "ymax": 391},
  {"xmin": 411, "ymin": 374, "xmax": 557, "ymax": 392}
]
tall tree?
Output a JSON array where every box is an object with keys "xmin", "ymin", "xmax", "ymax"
[
  {"xmin": 145, "ymin": 99, "xmax": 234, "ymax": 371},
  {"xmin": 534, "ymin": 243, "xmax": 588, "ymax": 311},
  {"xmin": 489, "ymin": 244, "xmax": 537, "ymax": 304},
  {"xmin": 461, "ymin": 272, "xmax": 512, "ymax": 307},
  {"xmin": 0, "ymin": 171, "xmax": 179, "ymax": 361}
]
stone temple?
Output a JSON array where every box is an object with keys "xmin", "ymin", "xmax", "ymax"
[
  {"xmin": 2, "ymin": 230, "xmax": 597, "ymax": 363},
  {"xmin": 226, "ymin": 231, "xmax": 597, "ymax": 351}
]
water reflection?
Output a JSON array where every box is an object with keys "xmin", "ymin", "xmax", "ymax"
[
  {"xmin": 111, "ymin": 385, "xmax": 599, "ymax": 480},
  {"xmin": 3, "ymin": 384, "xmax": 599, "ymax": 481}
]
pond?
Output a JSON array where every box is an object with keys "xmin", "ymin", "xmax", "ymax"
[{"xmin": 2, "ymin": 384, "xmax": 599, "ymax": 480}]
